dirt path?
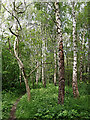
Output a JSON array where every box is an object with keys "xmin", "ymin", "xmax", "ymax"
[{"xmin": 8, "ymin": 96, "xmax": 22, "ymax": 120}]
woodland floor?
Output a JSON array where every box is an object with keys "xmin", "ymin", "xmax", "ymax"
[
  {"xmin": 8, "ymin": 96, "xmax": 22, "ymax": 120},
  {"xmin": 2, "ymin": 83, "xmax": 90, "ymax": 120}
]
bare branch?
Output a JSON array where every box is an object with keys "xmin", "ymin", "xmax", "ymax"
[
  {"xmin": 2, "ymin": 4, "xmax": 22, "ymax": 30},
  {"xmin": 17, "ymin": 11, "xmax": 26, "ymax": 14},
  {"xmin": 16, "ymin": 2, "xmax": 23, "ymax": 9},
  {"xmin": 26, "ymin": 3, "xmax": 34, "ymax": 8},
  {"xmin": 9, "ymin": 27, "xmax": 18, "ymax": 37}
]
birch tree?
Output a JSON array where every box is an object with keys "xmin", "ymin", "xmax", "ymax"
[
  {"xmin": 79, "ymin": 30, "xmax": 85, "ymax": 82},
  {"xmin": 2, "ymin": 1, "xmax": 31, "ymax": 101},
  {"xmin": 36, "ymin": 60, "xmax": 39, "ymax": 85},
  {"xmin": 54, "ymin": 2, "xmax": 65, "ymax": 104},
  {"xmin": 42, "ymin": 35, "xmax": 46, "ymax": 87},
  {"xmin": 72, "ymin": 2, "xmax": 79, "ymax": 98},
  {"xmin": 54, "ymin": 49, "xmax": 57, "ymax": 86}
]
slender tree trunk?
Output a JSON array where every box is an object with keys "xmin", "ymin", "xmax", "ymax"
[
  {"xmin": 13, "ymin": 2, "xmax": 30, "ymax": 101},
  {"xmin": 42, "ymin": 40, "xmax": 44, "ymax": 85},
  {"xmin": 14, "ymin": 37, "xmax": 31, "ymax": 101},
  {"xmin": 80, "ymin": 55, "xmax": 83, "ymax": 82},
  {"xmin": 54, "ymin": 49, "xmax": 57, "ymax": 86},
  {"xmin": 42, "ymin": 38, "xmax": 46, "ymax": 87},
  {"xmin": 72, "ymin": 2, "xmax": 79, "ymax": 98},
  {"xmin": 36, "ymin": 61, "xmax": 39, "ymax": 85},
  {"xmin": 41, "ymin": 26, "xmax": 46, "ymax": 87},
  {"xmin": 19, "ymin": 53, "xmax": 22, "ymax": 86},
  {"xmin": 80, "ymin": 31, "xmax": 85, "ymax": 82},
  {"xmin": 88, "ymin": 37, "xmax": 90, "ymax": 83},
  {"xmin": 88, "ymin": 39, "xmax": 90, "ymax": 82},
  {"xmin": 67, "ymin": 58, "xmax": 69, "ymax": 86},
  {"xmin": 87, "ymin": 2, "xmax": 90, "ymax": 83},
  {"xmin": 55, "ymin": 2, "xmax": 65, "ymax": 104},
  {"xmin": 57, "ymin": 39, "xmax": 60, "ymax": 80},
  {"xmin": 19, "ymin": 69, "xmax": 22, "ymax": 86},
  {"xmin": 65, "ymin": 40, "xmax": 69, "ymax": 86}
]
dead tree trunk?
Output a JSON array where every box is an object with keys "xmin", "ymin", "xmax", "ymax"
[{"xmin": 55, "ymin": 2, "xmax": 65, "ymax": 104}]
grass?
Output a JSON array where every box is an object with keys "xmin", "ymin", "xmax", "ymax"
[
  {"xmin": 16, "ymin": 82, "xmax": 90, "ymax": 119},
  {"xmin": 2, "ymin": 82, "xmax": 25, "ymax": 120}
]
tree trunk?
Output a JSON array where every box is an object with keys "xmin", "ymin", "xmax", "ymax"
[
  {"xmin": 88, "ymin": 36, "xmax": 90, "ymax": 83},
  {"xmin": 87, "ymin": 2, "xmax": 90, "ymax": 83},
  {"xmin": 80, "ymin": 31, "xmax": 85, "ymax": 82},
  {"xmin": 42, "ymin": 30, "xmax": 46, "ymax": 87},
  {"xmin": 42, "ymin": 41, "xmax": 44, "ymax": 85},
  {"xmin": 55, "ymin": 2, "xmax": 65, "ymax": 104},
  {"xmin": 57, "ymin": 39, "xmax": 60, "ymax": 81},
  {"xmin": 72, "ymin": 2, "xmax": 79, "ymax": 98},
  {"xmin": 88, "ymin": 38, "xmax": 90, "ymax": 82},
  {"xmin": 19, "ymin": 69, "xmax": 22, "ymax": 86},
  {"xmin": 14, "ymin": 37, "xmax": 31, "ymax": 101},
  {"xmin": 13, "ymin": 2, "xmax": 31, "ymax": 101},
  {"xmin": 66, "ymin": 43, "xmax": 69, "ymax": 86},
  {"xmin": 36, "ymin": 61, "xmax": 39, "ymax": 85},
  {"xmin": 54, "ymin": 49, "xmax": 57, "ymax": 86}
]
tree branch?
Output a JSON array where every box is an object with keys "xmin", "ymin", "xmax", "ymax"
[
  {"xmin": 7, "ymin": 48, "xmax": 15, "ymax": 56},
  {"xmin": 2, "ymin": 4, "xmax": 22, "ymax": 30},
  {"xmin": 27, "ymin": 62, "xmax": 52, "ymax": 78},
  {"xmin": 9, "ymin": 27, "xmax": 18, "ymax": 37},
  {"xmin": 17, "ymin": 2, "xmax": 33, "ymax": 14},
  {"xmin": 8, "ymin": 37, "xmax": 11, "ymax": 49}
]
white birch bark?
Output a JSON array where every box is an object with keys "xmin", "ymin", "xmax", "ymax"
[
  {"xmin": 55, "ymin": 2, "xmax": 65, "ymax": 104},
  {"xmin": 36, "ymin": 60, "xmax": 39, "ymax": 84},
  {"xmin": 57, "ymin": 39, "xmax": 60, "ymax": 78},
  {"xmin": 13, "ymin": 2, "xmax": 30, "ymax": 101},
  {"xmin": 80, "ymin": 31, "xmax": 85, "ymax": 82},
  {"xmin": 54, "ymin": 49, "xmax": 57, "ymax": 85},
  {"xmin": 14, "ymin": 37, "xmax": 31, "ymax": 101},
  {"xmin": 72, "ymin": 2, "xmax": 79, "ymax": 97},
  {"xmin": 42, "ymin": 38, "xmax": 46, "ymax": 85}
]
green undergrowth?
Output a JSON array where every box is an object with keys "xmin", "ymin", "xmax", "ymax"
[
  {"xmin": 2, "ymin": 82, "xmax": 25, "ymax": 120},
  {"xmin": 16, "ymin": 83, "xmax": 90, "ymax": 120}
]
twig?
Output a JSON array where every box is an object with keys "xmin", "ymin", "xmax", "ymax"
[
  {"xmin": 17, "ymin": 2, "xmax": 34, "ymax": 14},
  {"xmin": 9, "ymin": 27, "xmax": 18, "ymax": 37}
]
